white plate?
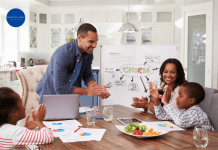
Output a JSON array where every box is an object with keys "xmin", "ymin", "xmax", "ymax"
[{"xmin": 115, "ymin": 125, "xmax": 169, "ymax": 138}]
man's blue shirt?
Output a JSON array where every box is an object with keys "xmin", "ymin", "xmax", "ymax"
[{"xmin": 35, "ymin": 39, "xmax": 95, "ymax": 104}]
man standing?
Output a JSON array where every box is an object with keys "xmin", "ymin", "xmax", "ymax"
[{"xmin": 35, "ymin": 23, "xmax": 110, "ymax": 104}]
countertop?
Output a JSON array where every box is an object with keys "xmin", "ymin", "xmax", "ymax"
[{"xmin": 0, "ymin": 65, "xmax": 100, "ymax": 72}]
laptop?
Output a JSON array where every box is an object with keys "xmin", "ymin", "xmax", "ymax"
[{"xmin": 43, "ymin": 94, "xmax": 79, "ymax": 120}]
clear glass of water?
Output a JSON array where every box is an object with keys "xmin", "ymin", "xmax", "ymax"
[
  {"xmin": 103, "ymin": 106, "xmax": 113, "ymax": 121},
  {"xmin": 193, "ymin": 126, "xmax": 208, "ymax": 148},
  {"xmin": 86, "ymin": 106, "xmax": 96, "ymax": 125}
]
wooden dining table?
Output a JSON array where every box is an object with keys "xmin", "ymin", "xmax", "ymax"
[{"xmin": 37, "ymin": 105, "xmax": 218, "ymax": 150}]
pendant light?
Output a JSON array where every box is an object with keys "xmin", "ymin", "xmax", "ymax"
[
  {"xmin": 119, "ymin": 0, "xmax": 138, "ymax": 32},
  {"xmin": 75, "ymin": 0, "xmax": 84, "ymax": 31}
]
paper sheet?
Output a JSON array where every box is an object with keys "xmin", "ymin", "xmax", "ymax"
[
  {"xmin": 79, "ymin": 107, "xmax": 86, "ymax": 113},
  {"xmin": 59, "ymin": 128, "xmax": 106, "ymax": 143},
  {"xmin": 141, "ymin": 121, "xmax": 185, "ymax": 132},
  {"xmin": 43, "ymin": 120, "xmax": 83, "ymax": 137}
]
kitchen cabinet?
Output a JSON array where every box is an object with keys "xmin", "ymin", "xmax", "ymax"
[
  {"xmin": 29, "ymin": 26, "xmax": 37, "ymax": 49},
  {"xmin": 30, "ymin": 11, "xmax": 37, "ymax": 23},
  {"xmin": 141, "ymin": 11, "xmax": 153, "ymax": 23},
  {"xmin": 64, "ymin": 27, "xmax": 75, "ymax": 44},
  {"xmin": 18, "ymin": 8, "xmax": 39, "ymax": 52},
  {"xmin": 107, "ymin": 11, "xmax": 123, "ymax": 22},
  {"xmin": 91, "ymin": 11, "xmax": 107, "ymax": 22},
  {"xmin": 79, "ymin": 70, "xmax": 100, "ymax": 106},
  {"xmin": 37, "ymin": 26, "xmax": 48, "ymax": 51},
  {"xmin": 50, "ymin": 12, "xmax": 76, "ymax": 24},
  {"xmin": 123, "ymin": 10, "xmax": 174, "ymax": 45},
  {"xmin": 140, "ymin": 25, "xmax": 153, "ymax": 45},
  {"xmin": 50, "ymin": 27, "xmax": 62, "ymax": 50},
  {"xmin": 39, "ymin": 13, "xmax": 47, "ymax": 24},
  {"xmin": 155, "ymin": 25, "xmax": 174, "ymax": 44},
  {"xmin": 50, "ymin": 14, "xmax": 62, "ymax": 24},
  {"xmin": 155, "ymin": 10, "xmax": 173, "ymax": 23}
]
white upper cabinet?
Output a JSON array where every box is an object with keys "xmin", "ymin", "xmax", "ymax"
[
  {"xmin": 140, "ymin": 11, "xmax": 154, "ymax": 23},
  {"xmin": 155, "ymin": 10, "xmax": 174, "ymax": 23},
  {"xmin": 107, "ymin": 11, "xmax": 123, "ymax": 22},
  {"xmin": 126, "ymin": 12, "xmax": 137, "ymax": 22},
  {"xmin": 30, "ymin": 11, "xmax": 37, "ymax": 23},
  {"xmin": 29, "ymin": 26, "xmax": 37, "ymax": 49},
  {"xmin": 155, "ymin": 25, "xmax": 174, "ymax": 44},
  {"xmin": 39, "ymin": 13, "xmax": 47, "ymax": 24},
  {"xmin": 91, "ymin": 11, "xmax": 107, "ymax": 22},
  {"xmin": 64, "ymin": 14, "xmax": 75, "ymax": 24},
  {"xmin": 37, "ymin": 26, "xmax": 48, "ymax": 51},
  {"xmin": 50, "ymin": 14, "xmax": 62, "ymax": 24}
]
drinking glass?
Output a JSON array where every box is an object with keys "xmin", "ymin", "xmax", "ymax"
[
  {"xmin": 86, "ymin": 106, "xmax": 96, "ymax": 125},
  {"xmin": 193, "ymin": 126, "xmax": 208, "ymax": 148},
  {"xmin": 103, "ymin": 106, "xmax": 113, "ymax": 121}
]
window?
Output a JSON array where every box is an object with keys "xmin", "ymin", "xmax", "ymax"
[{"xmin": 0, "ymin": 6, "xmax": 17, "ymax": 63}]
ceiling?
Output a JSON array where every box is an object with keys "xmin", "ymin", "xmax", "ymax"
[
  {"xmin": 47, "ymin": 0, "xmax": 176, "ymax": 6},
  {"xmin": 5, "ymin": 0, "xmax": 175, "ymax": 7}
]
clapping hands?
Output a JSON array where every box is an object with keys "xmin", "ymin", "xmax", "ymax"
[
  {"xmin": 162, "ymin": 85, "xmax": 172, "ymax": 106},
  {"xmin": 149, "ymin": 82, "xmax": 159, "ymax": 106},
  {"xmin": 131, "ymin": 96, "xmax": 149, "ymax": 108},
  {"xmin": 24, "ymin": 114, "xmax": 37, "ymax": 130},
  {"xmin": 98, "ymin": 85, "xmax": 111, "ymax": 99}
]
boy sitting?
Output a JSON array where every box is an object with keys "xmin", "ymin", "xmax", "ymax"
[{"xmin": 149, "ymin": 82, "xmax": 214, "ymax": 130}]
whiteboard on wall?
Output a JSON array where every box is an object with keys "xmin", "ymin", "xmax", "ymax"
[{"xmin": 100, "ymin": 45, "xmax": 177, "ymax": 108}]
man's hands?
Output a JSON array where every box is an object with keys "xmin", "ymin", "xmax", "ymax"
[
  {"xmin": 86, "ymin": 81, "xmax": 111, "ymax": 99},
  {"xmin": 24, "ymin": 114, "xmax": 37, "ymax": 130},
  {"xmin": 86, "ymin": 82, "xmax": 103, "ymax": 97},
  {"xmin": 149, "ymin": 82, "xmax": 159, "ymax": 106},
  {"xmin": 98, "ymin": 85, "xmax": 111, "ymax": 99}
]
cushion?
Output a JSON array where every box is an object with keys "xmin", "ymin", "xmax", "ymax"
[
  {"xmin": 208, "ymin": 93, "xmax": 218, "ymax": 131},
  {"xmin": 199, "ymin": 88, "xmax": 218, "ymax": 115}
]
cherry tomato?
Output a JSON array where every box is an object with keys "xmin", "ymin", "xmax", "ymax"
[{"xmin": 132, "ymin": 130, "xmax": 143, "ymax": 135}]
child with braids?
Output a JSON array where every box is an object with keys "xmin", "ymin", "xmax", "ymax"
[{"xmin": 0, "ymin": 87, "xmax": 53, "ymax": 149}]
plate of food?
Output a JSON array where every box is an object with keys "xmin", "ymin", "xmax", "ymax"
[{"xmin": 115, "ymin": 123, "xmax": 169, "ymax": 138}]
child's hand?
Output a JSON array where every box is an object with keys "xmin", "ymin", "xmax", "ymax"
[
  {"xmin": 162, "ymin": 85, "xmax": 172, "ymax": 106},
  {"xmin": 24, "ymin": 114, "xmax": 37, "ymax": 130},
  {"xmin": 32, "ymin": 104, "xmax": 47, "ymax": 122},
  {"xmin": 149, "ymin": 82, "xmax": 159, "ymax": 106}
]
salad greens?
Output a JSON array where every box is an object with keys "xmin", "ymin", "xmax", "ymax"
[{"xmin": 124, "ymin": 123, "xmax": 147, "ymax": 133}]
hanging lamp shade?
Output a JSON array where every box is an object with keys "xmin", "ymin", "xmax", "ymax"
[
  {"xmin": 75, "ymin": 17, "xmax": 84, "ymax": 31},
  {"xmin": 119, "ymin": 15, "xmax": 138, "ymax": 32},
  {"xmin": 119, "ymin": 0, "xmax": 138, "ymax": 32}
]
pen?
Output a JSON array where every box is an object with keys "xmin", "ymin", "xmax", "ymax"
[
  {"xmin": 74, "ymin": 127, "xmax": 81, "ymax": 133},
  {"xmin": 95, "ymin": 117, "xmax": 104, "ymax": 120},
  {"xmin": 158, "ymin": 123, "xmax": 173, "ymax": 128}
]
